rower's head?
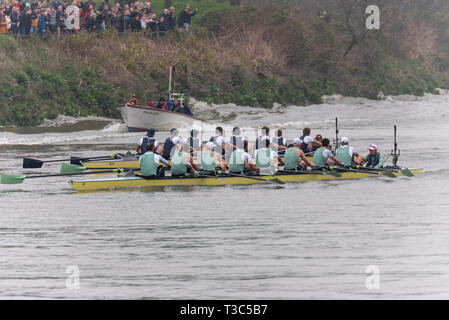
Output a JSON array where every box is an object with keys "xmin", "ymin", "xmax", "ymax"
[
  {"xmin": 243, "ymin": 140, "xmax": 249, "ymax": 152},
  {"xmin": 277, "ymin": 129, "xmax": 282, "ymax": 137},
  {"xmin": 261, "ymin": 126, "xmax": 269, "ymax": 136},
  {"xmin": 322, "ymin": 138, "xmax": 331, "ymax": 149},
  {"xmin": 315, "ymin": 134, "xmax": 322, "ymax": 142},
  {"xmin": 147, "ymin": 128, "xmax": 155, "ymax": 137},
  {"xmin": 191, "ymin": 129, "xmax": 199, "ymax": 138},
  {"xmin": 170, "ymin": 128, "xmax": 178, "ymax": 137},
  {"xmin": 368, "ymin": 144, "xmax": 377, "ymax": 156},
  {"xmin": 293, "ymin": 137, "xmax": 302, "ymax": 147},
  {"xmin": 303, "ymin": 127, "xmax": 311, "ymax": 136},
  {"xmin": 216, "ymin": 126, "xmax": 224, "ymax": 136},
  {"xmin": 341, "ymin": 137, "xmax": 350, "ymax": 145},
  {"xmin": 181, "ymin": 142, "xmax": 190, "ymax": 153},
  {"xmin": 233, "ymin": 127, "xmax": 241, "ymax": 136},
  {"xmin": 205, "ymin": 141, "xmax": 215, "ymax": 151},
  {"xmin": 146, "ymin": 142, "xmax": 154, "ymax": 152}
]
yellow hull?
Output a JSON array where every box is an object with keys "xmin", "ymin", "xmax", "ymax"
[{"xmin": 69, "ymin": 169, "xmax": 423, "ymax": 192}]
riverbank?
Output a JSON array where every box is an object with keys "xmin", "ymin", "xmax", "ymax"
[{"xmin": 1, "ymin": 2, "xmax": 448, "ymax": 126}]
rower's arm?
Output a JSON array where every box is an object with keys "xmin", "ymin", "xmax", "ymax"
[
  {"xmin": 136, "ymin": 145, "xmax": 141, "ymax": 155},
  {"xmin": 190, "ymin": 156, "xmax": 200, "ymax": 172},
  {"xmin": 158, "ymin": 156, "xmax": 169, "ymax": 166},
  {"xmin": 332, "ymin": 156, "xmax": 343, "ymax": 166},
  {"xmin": 375, "ymin": 154, "xmax": 385, "ymax": 169},
  {"xmin": 299, "ymin": 150, "xmax": 313, "ymax": 167}
]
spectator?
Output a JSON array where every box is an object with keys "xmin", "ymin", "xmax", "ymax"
[
  {"xmin": 56, "ymin": 5, "xmax": 65, "ymax": 32},
  {"xmin": 38, "ymin": 9, "xmax": 47, "ymax": 38},
  {"xmin": 21, "ymin": 8, "xmax": 32, "ymax": 36},
  {"xmin": 158, "ymin": 15, "xmax": 167, "ymax": 36},
  {"xmin": 167, "ymin": 6, "xmax": 176, "ymax": 29},
  {"xmin": 0, "ymin": 10, "xmax": 8, "ymax": 34},
  {"xmin": 48, "ymin": 7, "xmax": 57, "ymax": 33},
  {"xmin": 10, "ymin": 5, "xmax": 20, "ymax": 36},
  {"xmin": 177, "ymin": 4, "xmax": 197, "ymax": 32}
]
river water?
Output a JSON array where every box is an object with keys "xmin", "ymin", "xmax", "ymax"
[{"xmin": 0, "ymin": 92, "xmax": 448, "ymax": 299}]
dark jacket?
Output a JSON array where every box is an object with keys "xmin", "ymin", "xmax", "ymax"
[{"xmin": 177, "ymin": 9, "xmax": 196, "ymax": 27}]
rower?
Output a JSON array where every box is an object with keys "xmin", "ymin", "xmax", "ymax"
[
  {"xmin": 336, "ymin": 137, "xmax": 364, "ymax": 166},
  {"xmin": 299, "ymin": 127, "xmax": 314, "ymax": 154},
  {"xmin": 365, "ymin": 144, "xmax": 385, "ymax": 169},
  {"xmin": 171, "ymin": 142, "xmax": 201, "ymax": 177},
  {"xmin": 136, "ymin": 128, "xmax": 162, "ymax": 155},
  {"xmin": 198, "ymin": 142, "xmax": 226, "ymax": 172},
  {"xmin": 128, "ymin": 94, "xmax": 139, "ymax": 105},
  {"xmin": 162, "ymin": 128, "xmax": 180, "ymax": 160},
  {"xmin": 209, "ymin": 126, "xmax": 226, "ymax": 158},
  {"xmin": 229, "ymin": 140, "xmax": 259, "ymax": 174},
  {"xmin": 312, "ymin": 138, "xmax": 343, "ymax": 167},
  {"xmin": 272, "ymin": 129, "xmax": 287, "ymax": 155},
  {"xmin": 283, "ymin": 138, "xmax": 314, "ymax": 171},
  {"xmin": 187, "ymin": 129, "xmax": 201, "ymax": 156},
  {"xmin": 139, "ymin": 142, "xmax": 169, "ymax": 177},
  {"xmin": 312, "ymin": 134, "xmax": 323, "ymax": 152},
  {"xmin": 255, "ymin": 126, "xmax": 271, "ymax": 150},
  {"xmin": 228, "ymin": 127, "xmax": 243, "ymax": 150},
  {"xmin": 254, "ymin": 138, "xmax": 280, "ymax": 171}
]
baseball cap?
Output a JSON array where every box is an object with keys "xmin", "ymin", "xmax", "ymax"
[
  {"xmin": 315, "ymin": 134, "xmax": 322, "ymax": 140},
  {"xmin": 368, "ymin": 144, "xmax": 377, "ymax": 151},
  {"xmin": 205, "ymin": 142, "xmax": 215, "ymax": 149},
  {"xmin": 293, "ymin": 138, "xmax": 302, "ymax": 145},
  {"xmin": 341, "ymin": 137, "xmax": 350, "ymax": 144}
]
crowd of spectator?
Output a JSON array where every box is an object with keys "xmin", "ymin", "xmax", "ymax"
[{"xmin": 0, "ymin": 0, "xmax": 199, "ymax": 38}]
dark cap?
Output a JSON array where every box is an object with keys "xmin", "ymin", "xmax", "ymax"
[
  {"xmin": 315, "ymin": 134, "xmax": 322, "ymax": 140},
  {"xmin": 233, "ymin": 127, "xmax": 240, "ymax": 134}
]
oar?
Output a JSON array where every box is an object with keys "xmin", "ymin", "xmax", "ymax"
[
  {"xmin": 60, "ymin": 163, "xmax": 140, "ymax": 175},
  {"xmin": 310, "ymin": 166, "xmax": 342, "ymax": 178},
  {"xmin": 350, "ymin": 165, "xmax": 414, "ymax": 178},
  {"xmin": 335, "ymin": 166, "xmax": 396, "ymax": 178},
  {"xmin": 1, "ymin": 169, "xmax": 125, "ymax": 185},
  {"xmin": 23, "ymin": 154, "xmax": 122, "ymax": 168},
  {"xmin": 222, "ymin": 171, "xmax": 285, "ymax": 184}
]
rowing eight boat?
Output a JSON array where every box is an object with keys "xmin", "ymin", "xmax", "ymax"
[{"xmin": 69, "ymin": 168, "xmax": 423, "ymax": 192}]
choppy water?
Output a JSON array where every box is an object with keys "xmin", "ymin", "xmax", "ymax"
[{"xmin": 1, "ymin": 92, "xmax": 449, "ymax": 299}]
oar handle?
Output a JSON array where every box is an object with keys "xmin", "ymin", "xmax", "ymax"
[{"xmin": 26, "ymin": 169, "xmax": 122, "ymax": 179}]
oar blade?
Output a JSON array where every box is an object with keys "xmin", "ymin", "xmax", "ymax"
[
  {"xmin": 381, "ymin": 170, "xmax": 397, "ymax": 178},
  {"xmin": 1, "ymin": 174, "xmax": 26, "ymax": 184},
  {"xmin": 23, "ymin": 158, "xmax": 44, "ymax": 169},
  {"xmin": 270, "ymin": 177, "xmax": 285, "ymax": 185},
  {"xmin": 60, "ymin": 163, "xmax": 87, "ymax": 174},
  {"xmin": 400, "ymin": 168, "xmax": 415, "ymax": 177},
  {"xmin": 325, "ymin": 170, "xmax": 342, "ymax": 178}
]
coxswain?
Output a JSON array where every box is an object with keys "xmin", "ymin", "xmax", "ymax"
[
  {"xmin": 228, "ymin": 140, "xmax": 259, "ymax": 174},
  {"xmin": 299, "ymin": 127, "xmax": 314, "ymax": 154},
  {"xmin": 283, "ymin": 138, "xmax": 314, "ymax": 171},
  {"xmin": 365, "ymin": 144, "xmax": 384, "ymax": 169},
  {"xmin": 136, "ymin": 128, "xmax": 162, "ymax": 155},
  {"xmin": 335, "ymin": 137, "xmax": 364, "ymax": 166},
  {"xmin": 187, "ymin": 129, "xmax": 201, "ymax": 156},
  {"xmin": 162, "ymin": 128, "xmax": 180, "ymax": 160},
  {"xmin": 129, "ymin": 94, "xmax": 139, "ymax": 105},
  {"xmin": 139, "ymin": 142, "xmax": 169, "ymax": 177},
  {"xmin": 198, "ymin": 142, "xmax": 226, "ymax": 172},
  {"xmin": 210, "ymin": 126, "xmax": 226, "ymax": 158},
  {"xmin": 171, "ymin": 141, "xmax": 200, "ymax": 177},
  {"xmin": 254, "ymin": 138, "xmax": 280, "ymax": 171},
  {"xmin": 272, "ymin": 129, "xmax": 287, "ymax": 155},
  {"xmin": 312, "ymin": 138, "xmax": 344, "ymax": 167},
  {"xmin": 312, "ymin": 134, "xmax": 323, "ymax": 152}
]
